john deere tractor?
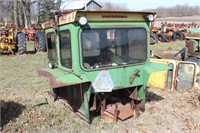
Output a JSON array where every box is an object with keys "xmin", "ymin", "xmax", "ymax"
[{"xmin": 38, "ymin": 10, "xmax": 168, "ymax": 123}]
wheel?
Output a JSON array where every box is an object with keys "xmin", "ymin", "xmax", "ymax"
[
  {"xmin": 151, "ymin": 33, "xmax": 158, "ymax": 43},
  {"xmin": 17, "ymin": 32, "xmax": 26, "ymax": 54},
  {"xmin": 171, "ymin": 32, "xmax": 177, "ymax": 42},
  {"xmin": 34, "ymin": 31, "xmax": 46, "ymax": 52},
  {"xmin": 176, "ymin": 31, "xmax": 184, "ymax": 40},
  {"xmin": 159, "ymin": 33, "xmax": 167, "ymax": 42}
]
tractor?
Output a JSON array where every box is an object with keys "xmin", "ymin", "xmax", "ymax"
[
  {"xmin": 0, "ymin": 22, "xmax": 46, "ymax": 54},
  {"xmin": 185, "ymin": 28, "xmax": 200, "ymax": 66},
  {"xmin": 38, "ymin": 10, "xmax": 168, "ymax": 123}
]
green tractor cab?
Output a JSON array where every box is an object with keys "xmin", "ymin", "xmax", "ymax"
[{"xmin": 38, "ymin": 10, "xmax": 168, "ymax": 123}]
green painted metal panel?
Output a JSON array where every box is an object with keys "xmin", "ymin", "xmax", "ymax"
[{"xmin": 41, "ymin": 11, "xmax": 169, "ymax": 122}]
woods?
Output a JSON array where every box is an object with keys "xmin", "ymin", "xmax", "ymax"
[
  {"xmin": 0, "ymin": 0, "xmax": 55, "ymax": 29},
  {"xmin": 0, "ymin": 1, "xmax": 200, "ymax": 30},
  {"xmin": 154, "ymin": 5, "xmax": 200, "ymax": 18}
]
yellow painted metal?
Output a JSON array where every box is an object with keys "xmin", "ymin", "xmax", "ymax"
[
  {"xmin": 42, "ymin": 10, "xmax": 156, "ymax": 29},
  {"xmin": 148, "ymin": 59, "xmax": 169, "ymax": 89},
  {"xmin": 0, "ymin": 25, "xmax": 16, "ymax": 53},
  {"xmin": 148, "ymin": 59, "xmax": 199, "ymax": 90}
]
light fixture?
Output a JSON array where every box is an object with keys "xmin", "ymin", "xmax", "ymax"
[
  {"xmin": 48, "ymin": 62, "xmax": 55, "ymax": 69},
  {"xmin": 78, "ymin": 16, "xmax": 88, "ymax": 26},
  {"xmin": 146, "ymin": 14, "xmax": 155, "ymax": 22}
]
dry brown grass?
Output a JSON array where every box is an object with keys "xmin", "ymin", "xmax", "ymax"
[{"xmin": 0, "ymin": 41, "xmax": 200, "ymax": 132}]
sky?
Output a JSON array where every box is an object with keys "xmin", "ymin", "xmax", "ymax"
[{"xmin": 97, "ymin": 0, "xmax": 200, "ymax": 11}]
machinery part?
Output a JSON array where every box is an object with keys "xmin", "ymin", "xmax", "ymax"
[
  {"xmin": 159, "ymin": 33, "xmax": 167, "ymax": 42},
  {"xmin": 129, "ymin": 69, "xmax": 140, "ymax": 84},
  {"xmin": 100, "ymin": 87, "xmax": 142, "ymax": 122},
  {"xmin": 17, "ymin": 32, "xmax": 26, "ymax": 54},
  {"xmin": 171, "ymin": 32, "xmax": 177, "ymax": 42},
  {"xmin": 176, "ymin": 62, "xmax": 196, "ymax": 90},
  {"xmin": 176, "ymin": 31, "xmax": 184, "ymax": 40},
  {"xmin": 150, "ymin": 33, "xmax": 158, "ymax": 44},
  {"xmin": 166, "ymin": 63, "xmax": 175, "ymax": 90},
  {"xmin": 185, "ymin": 56, "xmax": 200, "ymax": 66},
  {"xmin": 34, "ymin": 31, "xmax": 46, "ymax": 52},
  {"xmin": 149, "ymin": 59, "xmax": 198, "ymax": 90},
  {"xmin": 38, "ymin": 10, "xmax": 168, "ymax": 123}
]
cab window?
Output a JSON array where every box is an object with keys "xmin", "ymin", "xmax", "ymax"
[
  {"xmin": 59, "ymin": 30, "xmax": 72, "ymax": 68},
  {"xmin": 81, "ymin": 27, "xmax": 147, "ymax": 69}
]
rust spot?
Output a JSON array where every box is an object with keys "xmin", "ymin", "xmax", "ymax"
[
  {"xmin": 186, "ymin": 40, "xmax": 195, "ymax": 56},
  {"xmin": 37, "ymin": 69, "xmax": 54, "ymax": 78},
  {"xmin": 185, "ymin": 33, "xmax": 200, "ymax": 38},
  {"xmin": 37, "ymin": 69, "xmax": 78, "ymax": 88},
  {"xmin": 50, "ymin": 78, "xmax": 76, "ymax": 88}
]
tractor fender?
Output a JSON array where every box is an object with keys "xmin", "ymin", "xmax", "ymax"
[{"xmin": 37, "ymin": 68, "xmax": 90, "ymax": 88}]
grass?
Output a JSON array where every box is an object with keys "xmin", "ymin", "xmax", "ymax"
[{"xmin": 0, "ymin": 41, "xmax": 200, "ymax": 132}]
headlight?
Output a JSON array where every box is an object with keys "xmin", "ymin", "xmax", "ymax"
[
  {"xmin": 146, "ymin": 14, "xmax": 155, "ymax": 22},
  {"xmin": 78, "ymin": 16, "xmax": 88, "ymax": 26},
  {"xmin": 48, "ymin": 62, "xmax": 55, "ymax": 69}
]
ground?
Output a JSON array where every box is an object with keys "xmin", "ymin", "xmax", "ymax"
[{"xmin": 0, "ymin": 41, "xmax": 200, "ymax": 133}]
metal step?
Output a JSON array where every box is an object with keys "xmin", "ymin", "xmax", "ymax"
[{"xmin": 101, "ymin": 102, "xmax": 136, "ymax": 121}]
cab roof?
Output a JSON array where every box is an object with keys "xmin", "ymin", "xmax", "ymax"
[{"xmin": 42, "ymin": 10, "xmax": 156, "ymax": 29}]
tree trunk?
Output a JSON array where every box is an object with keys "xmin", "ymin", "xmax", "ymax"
[
  {"xmin": 20, "ymin": 0, "xmax": 30, "ymax": 29},
  {"xmin": 13, "ymin": 0, "xmax": 18, "ymax": 30}
]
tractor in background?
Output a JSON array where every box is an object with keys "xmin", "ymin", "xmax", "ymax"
[
  {"xmin": 185, "ymin": 28, "xmax": 200, "ymax": 66},
  {"xmin": 0, "ymin": 22, "xmax": 46, "ymax": 54}
]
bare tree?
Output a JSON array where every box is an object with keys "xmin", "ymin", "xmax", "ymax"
[
  {"xmin": 19, "ymin": 0, "xmax": 31, "ymax": 28},
  {"xmin": 152, "ymin": 5, "xmax": 200, "ymax": 18},
  {"xmin": 13, "ymin": 0, "xmax": 18, "ymax": 29},
  {"xmin": 100, "ymin": 2, "xmax": 129, "ymax": 11},
  {"xmin": 0, "ymin": 0, "xmax": 12, "ymax": 23}
]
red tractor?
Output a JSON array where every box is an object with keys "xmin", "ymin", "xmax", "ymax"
[{"xmin": 20, "ymin": 27, "xmax": 46, "ymax": 52}]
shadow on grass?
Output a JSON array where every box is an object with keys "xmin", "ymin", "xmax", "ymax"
[
  {"xmin": 145, "ymin": 91, "xmax": 164, "ymax": 102},
  {"xmin": 26, "ymin": 50, "xmax": 37, "ymax": 55},
  {"xmin": 1, "ymin": 100, "xmax": 26, "ymax": 128}
]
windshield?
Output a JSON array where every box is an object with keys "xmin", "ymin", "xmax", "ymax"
[{"xmin": 81, "ymin": 27, "xmax": 147, "ymax": 69}]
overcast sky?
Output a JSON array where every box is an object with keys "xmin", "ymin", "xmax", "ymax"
[{"xmin": 98, "ymin": 0, "xmax": 200, "ymax": 11}]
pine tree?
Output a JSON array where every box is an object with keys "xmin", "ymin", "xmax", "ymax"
[{"xmin": 38, "ymin": 0, "xmax": 55, "ymax": 23}]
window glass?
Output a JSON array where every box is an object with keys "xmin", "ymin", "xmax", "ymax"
[
  {"xmin": 47, "ymin": 32, "xmax": 57, "ymax": 64},
  {"xmin": 59, "ymin": 30, "xmax": 72, "ymax": 68},
  {"xmin": 81, "ymin": 27, "xmax": 147, "ymax": 69}
]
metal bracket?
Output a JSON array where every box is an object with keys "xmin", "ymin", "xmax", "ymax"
[{"xmin": 129, "ymin": 69, "xmax": 140, "ymax": 84}]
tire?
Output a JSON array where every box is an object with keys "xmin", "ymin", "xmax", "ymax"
[
  {"xmin": 176, "ymin": 31, "xmax": 184, "ymax": 40},
  {"xmin": 159, "ymin": 33, "xmax": 167, "ymax": 42},
  {"xmin": 34, "ymin": 31, "xmax": 46, "ymax": 52},
  {"xmin": 151, "ymin": 33, "xmax": 158, "ymax": 43},
  {"xmin": 171, "ymin": 32, "xmax": 177, "ymax": 42},
  {"xmin": 17, "ymin": 32, "xmax": 26, "ymax": 54}
]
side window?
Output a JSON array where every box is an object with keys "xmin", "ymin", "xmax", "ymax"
[
  {"xmin": 59, "ymin": 30, "xmax": 72, "ymax": 68},
  {"xmin": 47, "ymin": 32, "xmax": 57, "ymax": 65}
]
